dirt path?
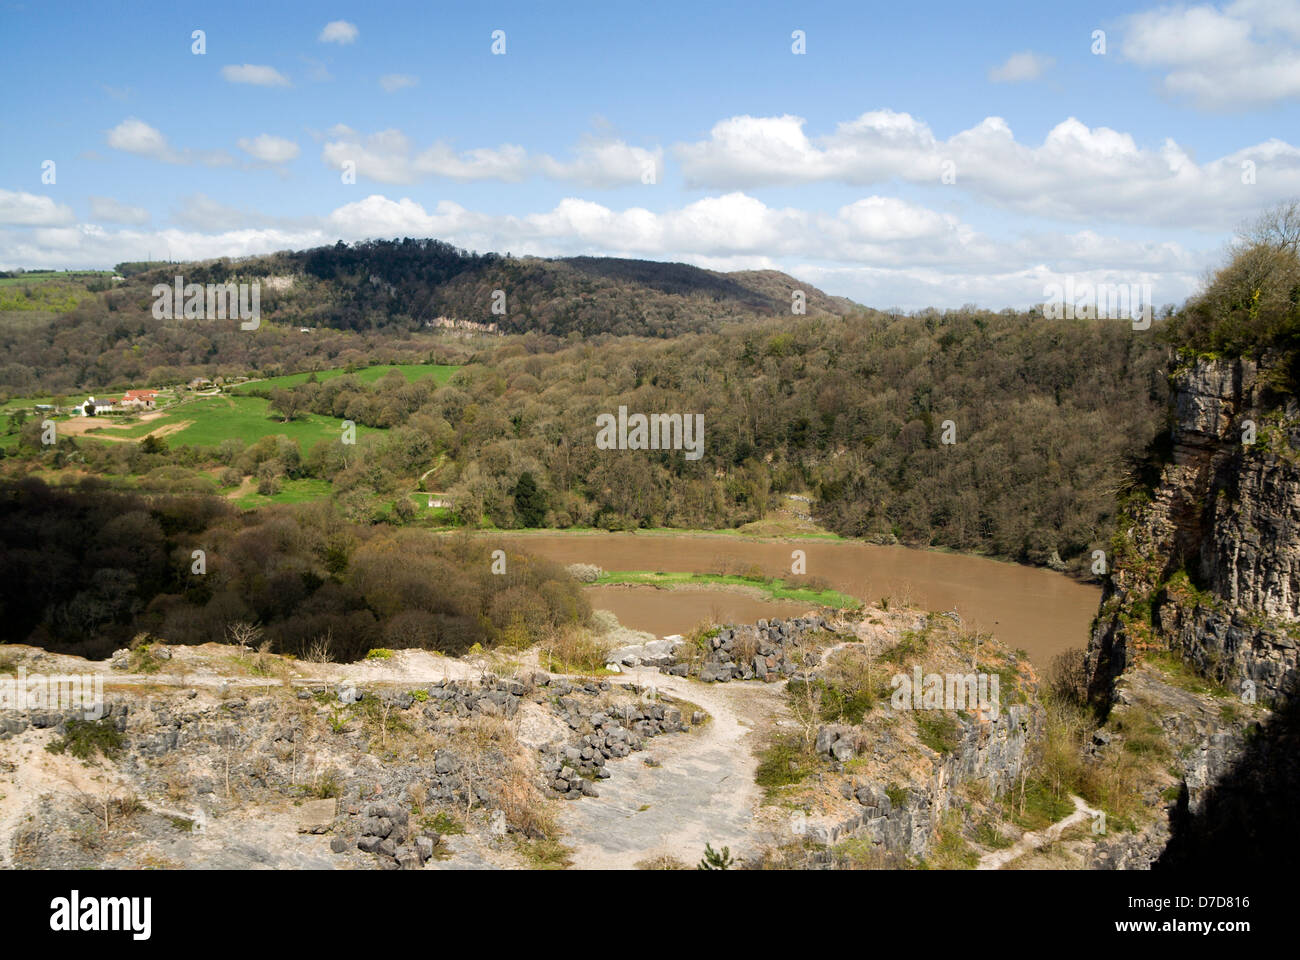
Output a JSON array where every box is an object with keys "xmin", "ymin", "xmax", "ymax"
[
  {"xmin": 555, "ymin": 667, "xmax": 783, "ymax": 869},
  {"xmin": 224, "ymin": 475, "xmax": 255, "ymax": 499},
  {"xmin": 977, "ymin": 794, "xmax": 1102, "ymax": 870}
]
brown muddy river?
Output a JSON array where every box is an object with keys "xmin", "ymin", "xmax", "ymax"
[{"xmin": 493, "ymin": 532, "xmax": 1100, "ymax": 666}]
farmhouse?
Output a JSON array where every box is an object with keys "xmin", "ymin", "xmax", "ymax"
[
  {"xmin": 81, "ymin": 396, "xmax": 119, "ymax": 416},
  {"xmin": 119, "ymin": 389, "xmax": 157, "ymax": 410}
]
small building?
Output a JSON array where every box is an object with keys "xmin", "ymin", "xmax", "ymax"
[
  {"xmin": 82, "ymin": 396, "xmax": 119, "ymax": 415},
  {"xmin": 120, "ymin": 389, "xmax": 157, "ymax": 410}
]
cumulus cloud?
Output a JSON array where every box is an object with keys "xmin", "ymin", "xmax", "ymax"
[
  {"xmin": 988, "ymin": 51, "xmax": 1053, "ymax": 83},
  {"xmin": 536, "ymin": 137, "xmax": 662, "ymax": 187},
  {"xmin": 0, "ymin": 190, "xmax": 75, "ymax": 227},
  {"xmin": 675, "ymin": 110, "xmax": 1300, "ymax": 228},
  {"xmin": 319, "ymin": 20, "xmax": 358, "ymax": 44},
  {"xmin": 379, "ymin": 73, "xmax": 417, "ymax": 92},
  {"xmin": 105, "ymin": 117, "xmax": 233, "ymax": 167},
  {"xmin": 237, "ymin": 134, "xmax": 301, "ymax": 164},
  {"xmin": 220, "ymin": 64, "xmax": 291, "ymax": 87},
  {"xmin": 0, "ymin": 188, "xmax": 1216, "ymax": 309},
  {"xmin": 88, "ymin": 196, "xmax": 150, "ymax": 225},
  {"xmin": 321, "ymin": 127, "xmax": 661, "ymax": 186},
  {"xmin": 1120, "ymin": 0, "xmax": 1300, "ymax": 108},
  {"xmin": 321, "ymin": 128, "xmax": 530, "ymax": 183}
]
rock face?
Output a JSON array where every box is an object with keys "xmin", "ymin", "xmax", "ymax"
[
  {"xmin": 670, "ymin": 616, "xmax": 835, "ymax": 683},
  {"xmin": 1087, "ymin": 356, "xmax": 1300, "ymax": 867},
  {"xmin": 806, "ymin": 700, "xmax": 1040, "ymax": 863},
  {"xmin": 1089, "ymin": 357, "xmax": 1300, "ymax": 707}
]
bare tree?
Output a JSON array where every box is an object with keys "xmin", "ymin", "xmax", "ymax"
[
  {"xmin": 226, "ymin": 620, "xmax": 262, "ymax": 654},
  {"xmin": 1238, "ymin": 199, "xmax": 1300, "ymax": 253}
]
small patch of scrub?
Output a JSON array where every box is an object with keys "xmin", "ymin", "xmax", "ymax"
[
  {"xmin": 46, "ymin": 718, "xmax": 124, "ymax": 761},
  {"xmin": 924, "ymin": 811, "xmax": 979, "ymax": 869},
  {"xmin": 636, "ymin": 853, "xmax": 687, "ymax": 869},
  {"xmin": 973, "ymin": 821, "xmax": 1014, "ymax": 850},
  {"xmin": 365, "ymin": 648, "xmax": 394, "ymax": 661},
  {"xmin": 514, "ymin": 836, "xmax": 573, "ymax": 869},
  {"xmin": 422, "ymin": 810, "xmax": 465, "ymax": 835},
  {"xmin": 755, "ymin": 735, "xmax": 818, "ymax": 798},
  {"xmin": 913, "ymin": 712, "xmax": 960, "ymax": 755},
  {"xmin": 1145, "ymin": 650, "xmax": 1231, "ymax": 698},
  {"xmin": 1009, "ymin": 777, "xmax": 1075, "ymax": 832}
]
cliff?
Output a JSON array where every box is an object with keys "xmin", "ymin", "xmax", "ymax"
[
  {"xmin": 1089, "ymin": 357, "xmax": 1300, "ymax": 705},
  {"xmin": 1086, "ymin": 356, "xmax": 1300, "ymax": 867}
]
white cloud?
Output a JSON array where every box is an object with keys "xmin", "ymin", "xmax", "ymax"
[
  {"xmin": 105, "ymin": 117, "xmax": 233, "ymax": 167},
  {"xmin": 675, "ymin": 110, "xmax": 1300, "ymax": 228},
  {"xmin": 536, "ymin": 137, "xmax": 662, "ymax": 187},
  {"xmin": 237, "ymin": 134, "xmax": 301, "ymax": 164},
  {"xmin": 379, "ymin": 73, "xmax": 417, "ymax": 92},
  {"xmin": 106, "ymin": 117, "xmax": 172, "ymax": 159},
  {"xmin": 1121, "ymin": 0, "xmax": 1300, "ymax": 108},
  {"xmin": 0, "ymin": 190, "xmax": 75, "ymax": 227},
  {"xmin": 321, "ymin": 128, "xmax": 530, "ymax": 183},
  {"xmin": 319, "ymin": 20, "xmax": 358, "ymax": 44},
  {"xmin": 220, "ymin": 64, "xmax": 291, "ymax": 87},
  {"xmin": 0, "ymin": 192, "xmax": 1215, "ymax": 310},
  {"xmin": 988, "ymin": 51, "xmax": 1053, "ymax": 83},
  {"xmin": 88, "ymin": 196, "xmax": 150, "ymax": 225},
  {"xmin": 321, "ymin": 127, "xmax": 661, "ymax": 186}
]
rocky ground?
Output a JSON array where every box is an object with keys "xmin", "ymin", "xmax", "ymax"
[{"xmin": 1, "ymin": 602, "xmax": 1132, "ymax": 870}]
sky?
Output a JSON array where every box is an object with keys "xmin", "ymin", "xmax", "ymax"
[{"xmin": 2, "ymin": 0, "xmax": 1299, "ymax": 310}]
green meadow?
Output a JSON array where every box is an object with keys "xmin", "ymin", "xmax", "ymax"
[
  {"xmin": 233, "ymin": 477, "xmax": 334, "ymax": 508},
  {"xmin": 80, "ymin": 395, "xmax": 379, "ymax": 450},
  {"xmin": 232, "ymin": 363, "xmax": 460, "ymax": 394},
  {"xmin": 593, "ymin": 570, "xmax": 862, "ymax": 609}
]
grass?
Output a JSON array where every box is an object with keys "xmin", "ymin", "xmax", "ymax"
[
  {"xmin": 788, "ymin": 676, "xmax": 878, "ymax": 724},
  {"xmin": 78, "ymin": 394, "xmax": 379, "ymax": 451},
  {"xmin": 923, "ymin": 811, "xmax": 980, "ymax": 869},
  {"xmin": 1145, "ymin": 650, "xmax": 1232, "ymax": 698},
  {"xmin": 45, "ymin": 719, "xmax": 125, "ymax": 761},
  {"xmin": 232, "ymin": 363, "xmax": 460, "ymax": 394},
  {"xmin": 913, "ymin": 711, "xmax": 961, "ymax": 755},
  {"xmin": 513, "ymin": 836, "xmax": 573, "ymax": 869},
  {"xmin": 421, "ymin": 810, "xmax": 466, "ymax": 836},
  {"xmin": 593, "ymin": 569, "xmax": 860, "ymax": 609},
  {"xmin": 1009, "ymin": 777, "xmax": 1076, "ymax": 831},
  {"xmin": 755, "ymin": 735, "xmax": 818, "ymax": 798},
  {"xmin": 234, "ymin": 477, "xmax": 334, "ymax": 508}
]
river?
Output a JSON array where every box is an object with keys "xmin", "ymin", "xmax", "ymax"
[{"xmin": 491, "ymin": 532, "xmax": 1100, "ymax": 667}]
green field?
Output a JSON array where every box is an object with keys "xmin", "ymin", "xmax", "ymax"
[
  {"xmin": 593, "ymin": 570, "xmax": 862, "ymax": 609},
  {"xmin": 0, "ymin": 271, "xmax": 113, "ymax": 313},
  {"xmin": 79, "ymin": 395, "xmax": 379, "ymax": 450},
  {"xmin": 233, "ymin": 363, "xmax": 460, "ymax": 394},
  {"xmin": 234, "ymin": 477, "xmax": 334, "ymax": 508}
]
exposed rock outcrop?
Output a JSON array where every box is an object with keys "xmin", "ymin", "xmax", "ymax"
[
  {"xmin": 1089, "ymin": 357, "xmax": 1300, "ymax": 705},
  {"xmin": 1086, "ymin": 356, "xmax": 1300, "ymax": 867}
]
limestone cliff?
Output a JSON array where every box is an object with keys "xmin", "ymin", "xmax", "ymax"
[
  {"xmin": 1089, "ymin": 357, "xmax": 1300, "ymax": 706},
  {"xmin": 1086, "ymin": 356, "xmax": 1300, "ymax": 867}
]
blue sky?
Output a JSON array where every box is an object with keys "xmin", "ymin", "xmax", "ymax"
[{"xmin": 2, "ymin": 0, "xmax": 1299, "ymax": 309}]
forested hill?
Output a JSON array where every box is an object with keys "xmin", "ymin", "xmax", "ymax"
[
  {"xmin": 0, "ymin": 240, "xmax": 855, "ymax": 394},
  {"xmin": 122, "ymin": 239, "xmax": 856, "ymax": 337}
]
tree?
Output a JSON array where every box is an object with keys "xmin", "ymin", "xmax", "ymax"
[
  {"xmin": 697, "ymin": 843, "xmax": 734, "ymax": 870},
  {"xmin": 512, "ymin": 471, "xmax": 547, "ymax": 527},
  {"xmin": 140, "ymin": 434, "xmax": 168, "ymax": 455},
  {"xmin": 269, "ymin": 387, "xmax": 304, "ymax": 422},
  {"xmin": 1239, "ymin": 198, "xmax": 1300, "ymax": 253}
]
